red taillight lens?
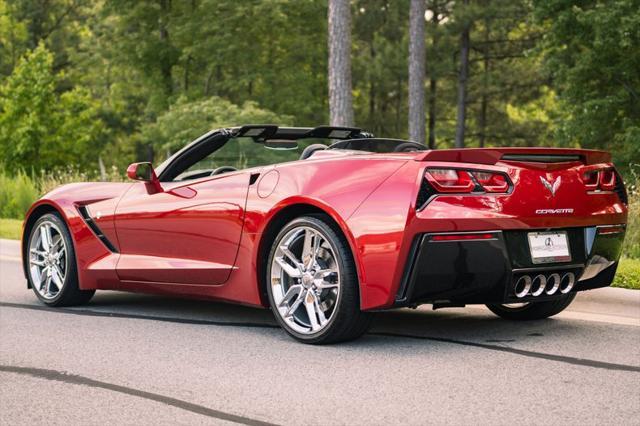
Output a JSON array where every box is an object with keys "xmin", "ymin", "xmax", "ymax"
[
  {"xmin": 425, "ymin": 169, "xmax": 475, "ymax": 193},
  {"xmin": 599, "ymin": 169, "xmax": 616, "ymax": 191},
  {"xmin": 425, "ymin": 168, "xmax": 510, "ymax": 194},
  {"xmin": 581, "ymin": 168, "xmax": 616, "ymax": 191},
  {"xmin": 582, "ymin": 170, "xmax": 599, "ymax": 190},
  {"xmin": 471, "ymin": 171, "xmax": 509, "ymax": 193}
]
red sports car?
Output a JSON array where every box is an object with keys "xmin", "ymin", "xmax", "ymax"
[{"xmin": 22, "ymin": 125, "xmax": 628, "ymax": 343}]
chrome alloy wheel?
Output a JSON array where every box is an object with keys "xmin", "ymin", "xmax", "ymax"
[
  {"xmin": 29, "ymin": 221, "xmax": 68, "ymax": 299},
  {"xmin": 270, "ymin": 226, "xmax": 341, "ymax": 335}
]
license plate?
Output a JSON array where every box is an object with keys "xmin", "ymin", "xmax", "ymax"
[{"xmin": 527, "ymin": 231, "xmax": 571, "ymax": 264}]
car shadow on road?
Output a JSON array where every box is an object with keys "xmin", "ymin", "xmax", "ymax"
[{"xmin": 83, "ymin": 291, "xmax": 584, "ymax": 348}]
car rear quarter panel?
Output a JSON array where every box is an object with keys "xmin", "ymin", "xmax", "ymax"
[{"xmin": 214, "ymin": 156, "xmax": 409, "ymax": 307}]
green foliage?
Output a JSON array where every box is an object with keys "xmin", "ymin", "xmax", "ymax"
[
  {"xmin": 534, "ymin": 0, "xmax": 640, "ymax": 171},
  {"xmin": 622, "ymin": 171, "xmax": 639, "ymax": 259},
  {"xmin": 0, "ymin": 169, "xmax": 39, "ymax": 219},
  {"xmin": 612, "ymin": 258, "xmax": 640, "ymax": 290},
  {"xmin": 0, "ymin": 218, "xmax": 23, "ymax": 240},
  {"xmin": 139, "ymin": 96, "xmax": 292, "ymax": 157},
  {"xmin": 0, "ymin": 43, "xmax": 106, "ymax": 172}
]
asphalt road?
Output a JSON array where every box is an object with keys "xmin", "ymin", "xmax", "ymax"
[{"xmin": 1, "ymin": 238, "xmax": 639, "ymax": 425}]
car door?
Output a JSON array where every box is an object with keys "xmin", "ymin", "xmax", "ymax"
[{"xmin": 113, "ymin": 172, "xmax": 251, "ymax": 285}]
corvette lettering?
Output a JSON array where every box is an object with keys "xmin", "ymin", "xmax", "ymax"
[{"xmin": 535, "ymin": 208, "xmax": 574, "ymax": 214}]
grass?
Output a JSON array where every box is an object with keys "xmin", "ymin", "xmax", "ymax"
[
  {"xmin": 612, "ymin": 258, "xmax": 640, "ymax": 290},
  {"xmin": 0, "ymin": 218, "xmax": 23, "ymax": 240}
]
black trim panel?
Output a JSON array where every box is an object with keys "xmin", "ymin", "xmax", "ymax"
[{"xmin": 77, "ymin": 206, "xmax": 118, "ymax": 253}]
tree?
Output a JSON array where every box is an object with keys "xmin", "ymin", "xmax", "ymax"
[
  {"xmin": 534, "ymin": 0, "xmax": 640, "ymax": 170},
  {"xmin": 0, "ymin": 43, "xmax": 104, "ymax": 172},
  {"xmin": 454, "ymin": 0, "xmax": 470, "ymax": 148},
  {"xmin": 328, "ymin": 0, "xmax": 354, "ymax": 126},
  {"xmin": 408, "ymin": 0, "xmax": 426, "ymax": 145}
]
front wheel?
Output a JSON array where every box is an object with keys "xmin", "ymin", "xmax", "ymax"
[
  {"xmin": 266, "ymin": 215, "xmax": 372, "ymax": 344},
  {"xmin": 486, "ymin": 293, "xmax": 576, "ymax": 321},
  {"xmin": 27, "ymin": 213, "xmax": 95, "ymax": 307}
]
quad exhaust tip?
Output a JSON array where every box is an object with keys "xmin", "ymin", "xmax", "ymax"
[
  {"xmin": 514, "ymin": 272, "xmax": 575, "ymax": 298},
  {"xmin": 545, "ymin": 273, "xmax": 561, "ymax": 295},
  {"xmin": 530, "ymin": 274, "xmax": 547, "ymax": 297},
  {"xmin": 559, "ymin": 272, "xmax": 576, "ymax": 294},
  {"xmin": 514, "ymin": 275, "xmax": 532, "ymax": 298}
]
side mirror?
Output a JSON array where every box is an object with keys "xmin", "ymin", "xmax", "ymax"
[{"xmin": 127, "ymin": 162, "xmax": 162, "ymax": 192}]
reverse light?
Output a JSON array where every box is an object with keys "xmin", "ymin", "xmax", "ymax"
[{"xmin": 424, "ymin": 168, "xmax": 510, "ymax": 194}]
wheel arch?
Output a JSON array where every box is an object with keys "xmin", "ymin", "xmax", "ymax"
[
  {"xmin": 22, "ymin": 202, "xmax": 67, "ymax": 287},
  {"xmin": 255, "ymin": 201, "xmax": 364, "ymax": 308}
]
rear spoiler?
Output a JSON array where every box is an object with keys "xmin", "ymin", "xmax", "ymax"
[{"xmin": 414, "ymin": 147, "xmax": 611, "ymax": 165}]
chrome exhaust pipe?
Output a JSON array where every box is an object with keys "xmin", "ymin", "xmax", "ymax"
[
  {"xmin": 530, "ymin": 274, "xmax": 547, "ymax": 297},
  {"xmin": 559, "ymin": 272, "xmax": 575, "ymax": 294},
  {"xmin": 545, "ymin": 273, "xmax": 561, "ymax": 295},
  {"xmin": 514, "ymin": 275, "xmax": 532, "ymax": 298}
]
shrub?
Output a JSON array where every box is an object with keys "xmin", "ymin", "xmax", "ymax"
[{"xmin": 0, "ymin": 169, "xmax": 39, "ymax": 219}]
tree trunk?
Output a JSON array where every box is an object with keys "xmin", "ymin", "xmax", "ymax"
[
  {"xmin": 328, "ymin": 0, "xmax": 354, "ymax": 127},
  {"xmin": 428, "ymin": 77, "xmax": 437, "ymax": 149},
  {"xmin": 159, "ymin": 0, "xmax": 173, "ymax": 98},
  {"xmin": 479, "ymin": 18, "xmax": 490, "ymax": 148},
  {"xmin": 408, "ymin": 0, "xmax": 426, "ymax": 145},
  {"xmin": 428, "ymin": 4, "xmax": 441, "ymax": 149},
  {"xmin": 455, "ymin": 0, "xmax": 470, "ymax": 149}
]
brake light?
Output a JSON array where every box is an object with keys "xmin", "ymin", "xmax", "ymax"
[
  {"xmin": 471, "ymin": 171, "xmax": 509, "ymax": 193},
  {"xmin": 425, "ymin": 169, "xmax": 475, "ymax": 193},
  {"xmin": 580, "ymin": 167, "xmax": 616, "ymax": 191},
  {"xmin": 582, "ymin": 170, "xmax": 599, "ymax": 190},
  {"xmin": 599, "ymin": 170, "xmax": 616, "ymax": 191},
  {"xmin": 424, "ymin": 168, "xmax": 510, "ymax": 194}
]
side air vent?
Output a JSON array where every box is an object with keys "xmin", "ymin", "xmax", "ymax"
[
  {"xmin": 77, "ymin": 206, "xmax": 118, "ymax": 252},
  {"xmin": 501, "ymin": 154, "xmax": 583, "ymax": 163},
  {"xmin": 416, "ymin": 179, "xmax": 437, "ymax": 210},
  {"xmin": 614, "ymin": 171, "xmax": 628, "ymax": 205}
]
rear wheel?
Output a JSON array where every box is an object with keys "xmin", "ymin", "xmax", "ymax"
[
  {"xmin": 486, "ymin": 293, "xmax": 576, "ymax": 320},
  {"xmin": 27, "ymin": 213, "xmax": 95, "ymax": 307},
  {"xmin": 266, "ymin": 215, "xmax": 372, "ymax": 344}
]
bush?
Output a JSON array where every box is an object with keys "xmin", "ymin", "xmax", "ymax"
[
  {"xmin": 0, "ymin": 169, "xmax": 39, "ymax": 219},
  {"xmin": 613, "ymin": 258, "xmax": 640, "ymax": 290},
  {"xmin": 622, "ymin": 172, "xmax": 639, "ymax": 259}
]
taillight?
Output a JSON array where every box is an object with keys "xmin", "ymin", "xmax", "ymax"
[
  {"xmin": 580, "ymin": 167, "xmax": 616, "ymax": 191},
  {"xmin": 471, "ymin": 171, "xmax": 509, "ymax": 193},
  {"xmin": 582, "ymin": 170, "xmax": 599, "ymax": 190},
  {"xmin": 425, "ymin": 169, "xmax": 475, "ymax": 193},
  {"xmin": 424, "ymin": 168, "xmax": 510, "ymax": 194},
  {"xmin": 599, "ymin": 170, "xmax": 616, "ymax": 191}
]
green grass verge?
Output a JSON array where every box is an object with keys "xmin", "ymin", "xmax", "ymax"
[
  {"xmin": 0, "ymin": 218, "xmax": 23, "ymax": 240},
  {"xmin": 612, "ymin": 258, "xmax": 640, "ymax": 290}
]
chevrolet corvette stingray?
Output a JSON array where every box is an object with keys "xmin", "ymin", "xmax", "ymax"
[{"xmin": 21, "ymin": 125, "xmax": 628, "ymax": 343}]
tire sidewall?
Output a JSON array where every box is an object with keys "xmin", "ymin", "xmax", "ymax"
[
  {"xmin": 27, "ymin": 213, "xmax": 79, "ymax": 306},
  {"xmin": 266, "ymin": 216, "xmax": 356, "ymax": 343}
]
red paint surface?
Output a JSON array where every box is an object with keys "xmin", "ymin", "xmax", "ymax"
[{"xmin": 22, "ymin": 147, "xmax": 628, "ymax": 310}]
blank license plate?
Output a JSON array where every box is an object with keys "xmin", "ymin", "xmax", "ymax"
[{"xmin": 527, "ymin": 231, "xmax": 571, "ymax": 264}]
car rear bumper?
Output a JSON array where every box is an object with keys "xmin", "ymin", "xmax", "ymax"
[{"xmin": 393, "ymin": 225, "xmax": 626, "ymax": 307}]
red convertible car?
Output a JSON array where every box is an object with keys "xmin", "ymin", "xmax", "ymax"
[{"xmin": 22, "ymin": 125, "xmax": 628, "ymax": 343}]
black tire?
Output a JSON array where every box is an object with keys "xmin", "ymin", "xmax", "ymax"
[
  {"xmin": 27, "ymin": 213, "xmax": 95, "ymax": 307},
  {"xmin": 486, "ymin": 293, "xmax": 576, "ymax": 321},
  {"xmin": 266, "ymin": 215, "xmax": 372, "ymax": 344}
]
